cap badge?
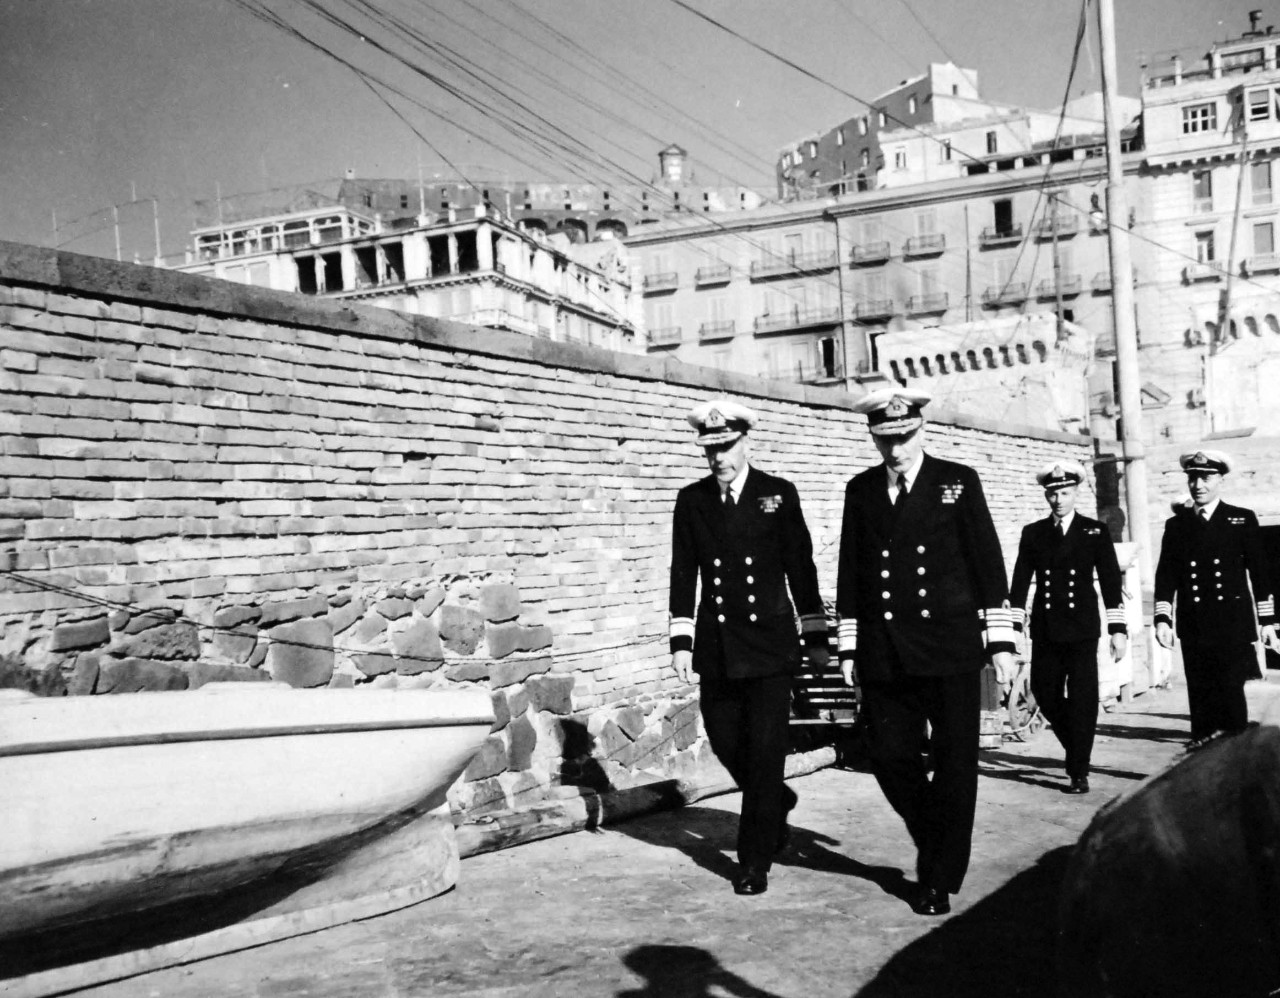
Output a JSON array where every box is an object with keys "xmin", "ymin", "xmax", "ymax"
[
  {"xmin": 884, "ymin": 397, "xmax": 910, "ymax": 418},
  {"xmin": 704, "ymin": 409, "xmax": 725, "ymax": 430},
  {"xmin": 1192, "ymin": 451, "xmax": 1207, "ymax": 465},
  {"xmin": 1052, "ymin": 464, "xmax": 1064, "ymax": 478}
]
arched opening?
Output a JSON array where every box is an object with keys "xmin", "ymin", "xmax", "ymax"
[
  {"xmin": 905, "ymin": 358, "xmax": 919, "ymax": 378},
  {"xmin": 595, "ymin": 218, "xmax": 628, "ymax": 240},
  {"xmin": 556, "ymin": 218, "xmax": 589, "ymax": 244},
  {"xmin": 890, "ymin": 360, "xmax": 904, "ymax": 382},
  {"xmin": 1246, "ymin": 316, "xmax": 1260, "ymax": 336},
  {"xmin": 951, "ymin": 350, "xmax": 965, "ymax": 372},
  {"xmin": 1266, "ymin": 314, "xmax": 1280, "ymax": 334},
  {"xmin": 982, "ymin": 347, "xmax": 997, "ymax": 369},
  {"xmin": 965, "ymin": 349, "xmax": 979, "ymax": 370},
  {"xmin": 519, "ymin": 217, "xmax": 549, "ymax": 236},
  {"xmin": 920, "ymin": 357, "xmax": 933, "ymax": 376},
  {"xmin": 1032, "ymin": 340, "xmax": 1047, "ymax": 362},
  {"xmin": 1016, "ymin": 343, "xmax": 1029, "ymax": 364},
  {"xmin": 935, "ymin": 353, "xmax": 949, "ymax": 374}
]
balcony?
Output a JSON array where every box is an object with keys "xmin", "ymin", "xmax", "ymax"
[
  {"xmin": 1035, "ymin": 275, "xmax": 1083, "ymax": 298},
  {"xmin": 753, "ymin": 305, "xmax": 841, "ymax": 334},
  {"xmin": 1183, "ymin": 261, "xmax": 1226, "ymax": 283},
  {"xmin": 905, "ymin": 292, "xmax": 949, "ymax": 314},
  {"xmin": 979, "ymin": 224, "xmax": 1023, "ymax": 247},
  {"xmin": 1245, "ymin": 254, "xmax": 1280, "ymax": 275},
  {"xmin": 1032, "ymin": 215, "xmax": 1079, "ymax": 239},
  {"xmin": 903, "ymin": 233, "xmax": 945, "ymax": 257},
  {"xmin": 642, "ymin": 271, "xmax": 679, "ymax": 293},
  {"xmin": 698, "ymin": 319, "xmax": 736, "ymax": 342},
  {"xmin": 648, "ymin": 325, "xmax": 683, "ymax": 347},
  {"xmin": 850, "ymin": 241, "xmax": 891, "ymax": 265},
  {"xmin": 981, "ymin": 282, "xmax": 1029, "ymax": 306},
  {"xmin": 694, "ymin": 263, "xmax": 733, "ymax": 286},
  {"xmin": 792, "ymin": 362, "xmax": 846, "ymax": 385},
  {"xmin": 853, "ymin": 298, "xmax": 896, "ymax": 322},
  {"xmin": 1092, "ymin": 271, "xmax": 1113, "ymax": 293},
  {"xmin": 749, "ymin": 249, "xmax": 839, "ymax": 280}
]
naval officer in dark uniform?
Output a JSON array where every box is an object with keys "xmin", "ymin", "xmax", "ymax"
[
  {"xmin": 1154, "ymin": 450, "xmax": 1280, "ymax": 744},
  {"xmin": 836, "ymin": 387, "xmax": 1015, "ymax": 916},
  {"xmin": 669, "ymin": 398, "xmax": 829, "ymax": 896},
  {"xmin": 1009, "ymin": 461, "xmax": 1127, "ymax": 794}
]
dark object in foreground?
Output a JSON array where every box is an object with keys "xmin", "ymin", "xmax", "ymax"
[{"xmin": 1058, "ymin": 721, "xmax": 1280, "ymax": 998}]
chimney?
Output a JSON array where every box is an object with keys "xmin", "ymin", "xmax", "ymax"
[{"xmin": 1247, "ymin": 9, "xmax": 1262, "ymax": 35}]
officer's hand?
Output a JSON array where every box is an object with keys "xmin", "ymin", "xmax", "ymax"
[
  {"xmin": 1155, "ymin": 621, "xmax": 1174, "ymax": 650},
  {"xmin": 992, "ymin": 651, "xmax": 1016, "ymax": 685},
  {"xmin": 1110, "ymin": 633, "xmax": 1129, "ymax": 662},
  {"xmin": 839, "ymin": 657, "xmax": 855, "ymax": 687},
  {"xmin": 1263, "ymin": 624, "xmax": 1280, "ymax": 654},
  {"xmin": 672, "ymin": 650, "xmax": 693, "ymax": 684},
  {"xmin": 808, "ymin": 645, "xmax": 830, "ymax": 670}
]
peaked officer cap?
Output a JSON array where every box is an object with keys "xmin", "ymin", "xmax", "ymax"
[
  {"xmin": 853, "ymin": 386, "xmax": 932, "ymax": 436},
  {"xmin": 1179, "ymin": 449, "xmax": 1232, "ymax": 475},
  {"xmin": 1036, "ymin": 459, "xmax": 1085, "ymax": 492},
  {"xmin": 687, "ymin": 398, "xmax": 756, "ymax": 447}
]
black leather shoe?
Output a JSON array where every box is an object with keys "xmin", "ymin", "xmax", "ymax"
[
  {"xmin": 1063, "ymin": 776, "xmax": 1090, "ymax": 795},
  {"xmin": 912, "ymin": 886, "xmax": 951, "ymax": 916},
  {"xmin": 732, "ymin": 865, "xmax": 769, "ymax": 896}
]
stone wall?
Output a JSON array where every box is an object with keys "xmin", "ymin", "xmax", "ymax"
[{"xmin": 0, "ymin": 241, "xmax": 1098, "ymax": 819}]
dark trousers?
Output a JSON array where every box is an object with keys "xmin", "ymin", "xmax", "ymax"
[
  {"xmin": 699, "ymin": 673, "xmax": 794, "ymax": 871},
  {"xmin": 1030, "ymin": 638, "xmax": 1099, "ymax": 780},
  {"xmin": 1183, "ymin": 641, "xmax": 1251, "ymax": 740},
  {"xmin": 861, "ymin": 670, "xmax": 980, "ymax": 894}
]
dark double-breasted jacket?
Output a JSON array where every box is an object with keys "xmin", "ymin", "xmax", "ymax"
[
  {"xmin": 835, "ymin": 453, "xmax": 1015, "ymax": 681},
  {"xmin": 1154, "ymin": 501, "xmax": 1276, "ymax": 646},
  {"xmin": 669, "ymin": 466, "xmax": 827, "ymax": 680},
  {"xmin": 1009, "ymin": 514, "xmax": 1127, "ymax": 645}
]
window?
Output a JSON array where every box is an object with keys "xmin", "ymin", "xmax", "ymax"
[
  {"xmin": 837, "ymin": 128, "xmax": 845, "ymax": 147},
  {"xmin": 817, "ymin": 336, "xmax": 839, "ymax": 378},
  {"xmin": 941, "ymin": 139, "xmax": 953, "ymax": 163},
  {"xmin": 914, "ymin": 208, "xmax": 938, "ymax": 236},
  {"xmin": 993, "ymin": 198, "xmax": 1014, "ymax": 235},
  {"xmin": 858, "ymin": 117, "xmax": 868, "ymax": 136},
  {"xmin": 1249, "ymin": 89, "xmax": 1271, "ymax": 122},
  {"xmin": 878, "ymin": 111, "xmax": 887, "ymax": 128},
  {"xmin": 861, "ymin": 218, "xmax": 883, "ymax": 244},
  {"xmin": 863, "ymin": 272, "xmax": 887, "ymax": 299},
  {"xmin": 1192, "ymin": 169, "xmax": 1213, "ymax": 213},
  {"xmin": 860, "ymin": 149, "xmax": 870, "ymax": 168},
  {"xmin": 919, "ymin": 266, "xmax": 939, "ymax": 295},
  {"xmin": 707, "ymin": 293, "xmax": 731, "ymax": 324},
  {"xmin": 807, "ymin": 141, "xmax": 818, "ymax": 158},
  {"xmin": 893, "ymin": 149, "xmax": 907, "ymax": 170},
  {"xmin": 1195, "ymin": 230, "xmax": 1215, "ymax": 263},
  {"xmin": 1254, "ymin": 221, "xmax": 1274, "ymax": 256},
  {"xmin": 986, "ymin": 131, "xmax": 998, "ymax": 155},
  {"xmin": 399, "ymin": 195, "xmax": 409, "ymax": 209},
  {"xmin": 1181, "ymin": 102, "xmax": 1217, "ymax": 134},
  {"xmin": 1252, "ymin": 160, "xmax": 1273, "ymax": 205},
  {"xmin": 362, "ymin": 193, "xmax": 373, "ymax": 208},
  {"xmin": 908, "ymin": 95, "xmax": 918, "ymax": 115}
]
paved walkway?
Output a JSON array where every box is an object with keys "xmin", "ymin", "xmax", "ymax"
[{"xmin": 79, "ymin": 676, "xmax": 1280, "ymax": 998}]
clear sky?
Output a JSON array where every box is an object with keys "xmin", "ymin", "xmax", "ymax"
[{"xmin": 0, "ymin": 0, "xmax": 1270, "ymax": 263}]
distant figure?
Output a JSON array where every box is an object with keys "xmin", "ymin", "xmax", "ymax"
[
  {"xmin": 668, "ymin": 399, "xmax": 828, "ymax": 897},
  {"xmin": 836, "ymin": 387, "xmax": 1015, "ymax": 916},
  {"xmin": 1154, "ymin": 449, "xmax": 1280, "ymax": 743},
  {"xmin": 1009, "ymin": 460, "xmax": 1127, "ymax": 795}
]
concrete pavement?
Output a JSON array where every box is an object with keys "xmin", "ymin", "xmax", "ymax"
[{"xmin": 75, "ymin": 676, "xmax": 1280, "ymax": 998}]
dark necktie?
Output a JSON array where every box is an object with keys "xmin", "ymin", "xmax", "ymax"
[
  {"xmin": 893, "ymin": 477, "xmax": 908, "ymax": 513},
  {"xmin": 723, "ymin": 488, "xmax": 736, "ymax": 508}
]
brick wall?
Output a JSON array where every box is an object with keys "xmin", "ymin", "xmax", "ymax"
[{"xmin": 0, "ymin": 241, "xmax": 1097, "ymax": 818}]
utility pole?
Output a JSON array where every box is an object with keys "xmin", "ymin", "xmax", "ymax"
[
  {"xmin": 152, "ymin": 197, "xmax": 162, "ymax": 265},
  {"xmin": 1051, "ymin": 192, "xmax": 1067, "ymax": 344},
  {"xmin": 112, "ymin": 204, "xmax": 122, "ymax": 263},
  {"xmin": 1099, "ymin": 0, "xmax": 1153, "ymax": 586}
]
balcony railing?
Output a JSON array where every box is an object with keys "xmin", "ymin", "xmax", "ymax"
[
  {"xmin": 903, "ymin": 233, "xmax": 946, "ymax": 256},
  {"xmin": 698, "ymin": 319, "xmax": 736, "ymax": 341},
  {"xmin": 979, "ymin": 224, "xmax": 1023, "ymax": 247},
  {"xmin": 642, "ymin": 271, "xmax": 679, "ymax": 292},
  {"xmin": 1035, "ymin": 275, "xmax": 1083, "ymax": 298},
  {"xmin": 850, "ymin": 241, "xmax": 891, "ymax": 264},
  {"xmin": 648, "ymin": 325, "xmax": 683, "ymax": 346},
  {"xmin": 464, "ymin": 308, "xmax": 539, "ymax": 336},
  {"xmin": 1091, "ymin": 271, "xmax": 1113, "ymax": 292},
  {"xmin": 1183, "ymin": 261, "xmax": 1226, "ymax": 283},
  {"xmin": 981, "ymin": 282, "xmax": 1029, "ymax": 305},
  {"xmin": 749, "ymin": 249, "xmax": 839, "ymax": 280},
  {"xmin": 905, "ymin": 292, "xmax": 949, "ymax": 314},
  {"xmin": 753, "ymin": 305, "xmax": 841, "ymax": 334},
  {"xmin": 853, "ymin": 299, "xmax": 896, "ymax": 321},
  {"xmin": 1245, "ymin": 253, "xmax": 1280, "ymax": 275},
  {"xmin": 791, "ymin": 362, "xmax": 845, "ymax": 385},
  {"xmin": 1032, "ymin": 215, "xmax": 1079, "ymax": 239},
  {"xmin": 694, "ymin": 263, "xmax": 733, "ymax": 286}
]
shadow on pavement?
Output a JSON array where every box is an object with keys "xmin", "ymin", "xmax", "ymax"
[
  {"xmin": 612, "ymin": 805, "xmax": 913, "ymax": 903},
  {"xmin": 852, "ymin": 846, "xmax": 1073, "ymax": 998},
  {"xmin": 617, "ymin": 944, "xmax": 786, "ymax": 998},
  {"xmin": 1093, "ymin": 722, "xmax": 1188, "ymax": 743},
  {"xmin": 980, "ymin": 750, "xmax": 1149, "ymax": 783}
]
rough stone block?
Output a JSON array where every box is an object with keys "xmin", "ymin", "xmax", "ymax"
[
  {"xmin": 213, "ymin": 605, "xmax": 261, "ymax": 630},
  {"xmin": 490, "ymin": 654, "xmax": 551, "ymax": 690},
  {"xmin": 526, "ymin": 674, "xmax": 575, "ymax": 715},
  {"xmin": 462, "ymin": 776, "xmax": 508, "ymax": 815},
  {"xmin": 267, "ymin": 618, "xmax": 334, "ymax": 688},
  {"xmin": 258, "ymin": 595, "xmax": 327, "ymax": 627},
  {"xmin": 594, "ymin": 719, "xmax": 631, "ymax": 760},
  {"xmin": 326, "ymin": 598, "xmax": 364, "ymax": 636},
  {"xmin": 415, "ymin": 587, "xmax": 446, "ymax": 617},
  {"xmin": 506, "ymin": 685, "xmax": 530, "ymax": 718},
  {"xmin": 615, "ymin": 705, "xmax": 646, "ymax": 740},
  {"xmin": 391, "ymin": 618, "xmax": 444, "ymax": 674},
  {"xmin": 247, "ymin": 643, "xmax": 268, "ymax": 669},
  {"xmin": 490, "ymin": 690, "xmax": 511, "ymax": 731},
  {"xmin": 123, "ymin": 607, "xmax": 179, "ymax": 634},
  {"xmin": 500, "ymin": 770, "xmax": 544, "ymax": 806},
  {"xmin": 465, "ymin": 735, "xmax": 509, "ymax": 781},
  {"xmin": 328, "ymin": 591, "xmax": 353, "ymax": 608},
  {"xmin": 97, "ymin": 658, "xmax": 189, "ymax": 693},
  {"xmin": 479, "ymin": 582, "xmax": 522, "ymax": 623},
  {"xmin": 212, "ymin": 623, "xmax": 258, "ymax": 664},
  {"xmin": 374, "ymin": 596, "xmax": 414, "ymax": 620},
  {"xmin": 67, "ymin": 653, "xmax": 100, "ymax": 695},
  {"xmin": 49, "ymin": 616, "xmax": 110, "ymax": 652},
  {"xmin": 485, "ymin": 621, "xmax": 521, "ymax": 660},
  {"xmin": 0, "ymin": 657, "xmax": 68, "ymax": 696},
  {"xmin": 444, "ymin": 661, "xmax": 489, "ymax": 683},
  {"xmin": 328, "ymin": 672, "xmax": 356, "ymax": 689},
  {"xmin": 188, "ymin": 662, "xmax": 274, "ymax": 688},
  {"xmin": 518, "ymin": 624, "xmax": 553, "ymax": 652},
  {"xmin": 439, "ymin": 604, "xmax": 484, "ymax": 654},
  {"xmin": 354, "ymin": 652, "xmax": 398, "ymax": 677},
  {"xmin": 506, "ymin": 714, "xmax": 537, "ymax": 771},
  {"xmin": 116, "ymin": 622, "xmax": 201, "ymax": 661},
  {"xmin": 351, "ymin": 614, "xmax": 388, "ymax": 644}
]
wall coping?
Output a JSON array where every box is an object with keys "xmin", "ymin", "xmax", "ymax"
[{"xmin": 0, "ymin": 239, "xmax": 1095, "ymax": 447}]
